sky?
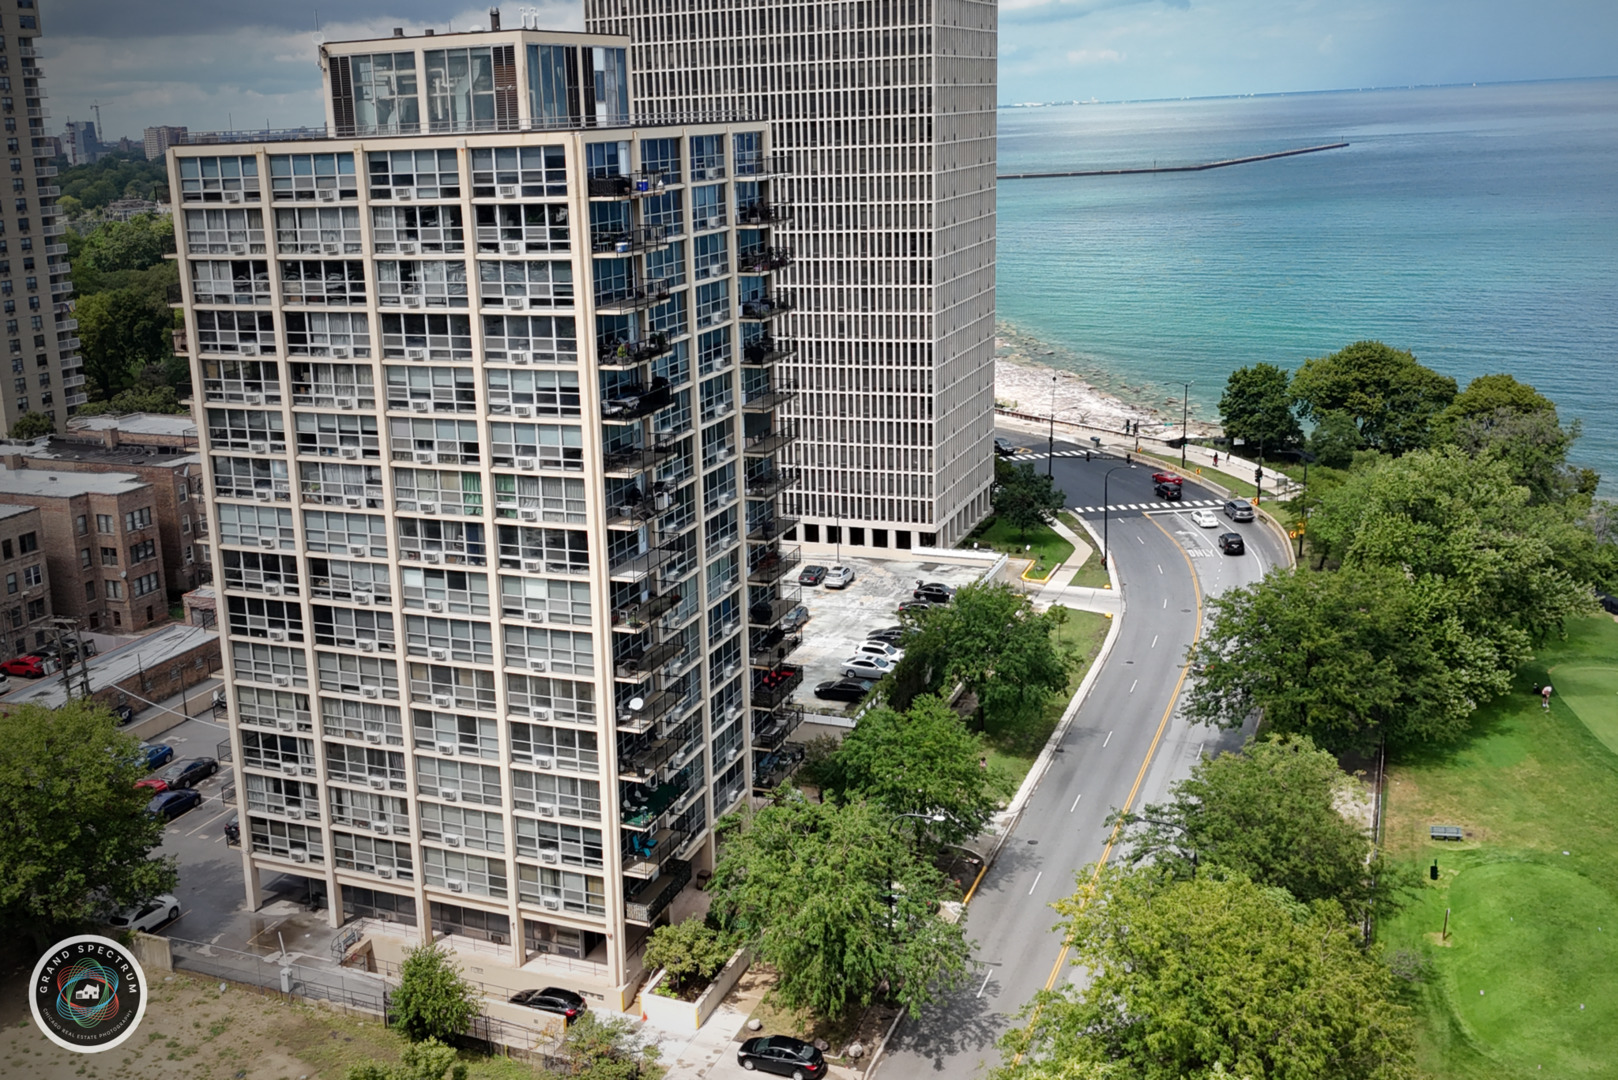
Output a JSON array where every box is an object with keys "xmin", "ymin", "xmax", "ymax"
[{"xmin": 40, "ymin": 0, "xmax": 1618, "ymax": 138}]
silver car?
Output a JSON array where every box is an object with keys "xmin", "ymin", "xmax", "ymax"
[
  {"xmin": 840, "ymin": 655, "xmax": 893, "ymax": 680},
  {"xmin": 1222, "ymin": 499, "xmax": 1255, "ymax": 523}
]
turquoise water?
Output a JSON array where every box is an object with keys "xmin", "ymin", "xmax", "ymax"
[{"xmin": 996, "ymin": 80, "xmax": 1618, "ymax": 490}]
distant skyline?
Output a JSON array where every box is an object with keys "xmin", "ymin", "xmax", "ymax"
[{"xmin": 41, "ymin": 1, "xmax": 1618, "ymax": 139}]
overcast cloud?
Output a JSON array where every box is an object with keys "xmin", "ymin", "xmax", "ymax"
[{"xmin": 38, "ymin": 0, "xmax": 1618, "ymax": 138}]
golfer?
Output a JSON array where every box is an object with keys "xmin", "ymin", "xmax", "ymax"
[{"xmin": 1542, "ymin": 683, "xmax": 1553, "ymax": 710}]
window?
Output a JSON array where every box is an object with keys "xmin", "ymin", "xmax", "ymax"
[
  {"xmin": 370, "ymin": 205, "xmax": 464, "ymax": 254},
  {"xmin": 323, "ymin": 741, "xmax": 406, "ymax": 790},
  {"xmin": 195, "ymin": 310, "xmax": 277, "ymax": 354},
  {"xmin": 472, "ymin": 203, "xmax": 569, "ymax": 255},
  {"xmin": 189, "ymin": 259, "xmax": 273, "ymax": 306},
  {"xmin": 526, "ymin": 44, "xmax": 575, "ymax": 127},
  {"xmin": 514, "ymin": 818, "xmax": 603, "ymax": 870},
  {"xmin": 105, "ymin": 580, "xmax": 125, "ymax": 600},
  {"xmin": 491, "ymin": 474, "xmax": 586, "ymax": 524},
  {"xmin": 22, "ymin": 564, "xmax": 41, "ymax": 587},
  {"xmin": 5, "ymin": 572, "xmax": 14, "ymax": 594},
  {"xmin": 245, "ymin": 774, "xmax": 322, "ymax": 820},
  {"xmin": 392, "ymin": 468, "xmax": 482, "ymax": 516},
  {"xmin": 498, "ymin": 577, "xmax": 591, "ymax": 625},
  {"xmin": 380, "ymin": 312, "xmax": 474, "ymax": 360},
  {"xmin": 308, "ymin": 556, "xmax": 393, "ymax": 603},
  {"xmin": 317, "ymin": 650, "xmax": 400, "ymax": 699},
  {"xmin": 248, "ymin": 817, "xmax": 324, "ymax": 864},
  {"xmin": 422, "ymin": 848, "xmax": 506, "ymax": 898},
  {"xmin": 177, "ymin": 155, "xmax": 263, "ymax": 202},
  {"xmin": 408, "ymin": 662, "xmax": 497, "ymax": 713},
  {"xmin": 76, "ymin": 515, "xmax": 88, "ymax": 535},
  {"xmin": 479, "ymin": 314, "xmax": 576, "ymax": 363},
  {"xmin": 281, "ymin": 259, "xmax": 367, "ymax": 306},
  {"xmin": 502, "ymin": 625, "xmax": 594, "ymax": 676},
  {"xmin": 419, "ymin": 804, "xmax": 504, "ymax": 853},
  {"xmin": 516, "ymin": 865, "xmax": 606, "ymax": 916},
  {"xmin": 128, "ymin": 539, "xmax": 157, "ymax": 563},
  {"xmin": 415, "ymin": 757, "xmax": 502, "ymax": 806},
  {"xmin": 79, "ymin": 548, "xmax": 92, "ymax": 569},
  {"xmin": 227, "ymin": 595, "xmax": 304, "ymax": 640},
  {"xmin": 84, "ymin": 581, "xmax": 96, "ymax": 602},
  {"xmin": 124, "ymin": 508, "xmax": 152, "ymax": 532},
  {"xmin": 412, "ymin": 709, "xmax": 498, "ymax": 760},
  {"xmin": 301, "ymin": 510, "xmax": 387, "ymax": 556},
  {"xmin": 384, "ymin": 364, "xmax": 477, "ymax": 412},
  {"xmin": 400, "ymin": 567, "xmax": 490, "ymax": 615},
  {"xmin": 96, "ymin": 514, "xmax": 114, "ymax": 534},
  {"xmin": 486, "ymin": 421, "xmax": 582, "ymax": 471},
  {"xmin": 422, "ymin": 47, "xmax": 501, "ymax": 132},
  {"xmin": 366, "ymin": 148, "xmax": 459, "ymax": 198},
  {"xmin": 389, "ymin": 417, "xmax": 481, "ymax": 465},
  {"xmin": 202, "ymin": 357, "xmax": 282, "ymax": 403},
  {"xmin": 376, "ymin": 260, "xmax": 468, "ymax": 308},
  {"xmin": 182, "ymin": 207, "xmax": 266, "ymax": 255},
  {"xmin": 469, "ymin": 145, "xmax": 567, "ymax": 197},
  {"xmin": 273, "ymin": 205, "xmax": 363, "ymax": 255},
  {"xmin": 509, "ymin": 721, "xmax": 597, "ymax": 772},
  {"xmin": 284, "ymin": 310, "xmax": 371, "ymax": 356},
  {"xmin": 332, "ymin": 832, "xmax": 414, "ymax": 880},
  {"xmin": 312, "ymin": 605, "xmax": 396, "ymax": 651},
  {"xmin": 100, "ymin": 547, "xmax": 118, "ymax": 567},
  {"xmin": 240, "ymin": 730, "xmax": 315, "ymax": 774},
  {"xmin": 298, "ymin": 460, "xmax": 383, "ymax": 508},
  {"xmin": 0, "ymin": 537, "xmax": 8, "ymax": 559},
  {"xmin": 231, "ymin": 640, "xmax": 309, "ymax": 687},
  {"xmin": 511, "ymin": 769, "xmax": 601, "ymax": 821},
  {"xmin": 403, "ymin": 614, "xmax": 494, "ymax": 664},
  {"xmin": 291, "ymin": 361, "xmax": 376, "ymax": 409},
  {"xmin": 266, "ymin": 152, "xmax": 357, "ymax": 200},
  {"xmin": 295, "ymin": 410, "xmax": 380, "ymax": 459},
  {"xmin": 396, "ymin": 518, "xmax": 487, "ymax": 565},
  {"xmin": 476, "ymin": 258, "xmax": 572, "ymax": 308},
  {"xmin": 484, "ymin": 368, "xmax": 580, "ymax": 416},
  {"xmin": 132, "ymin": 572, "xmax": 160, "ymax": 597},
  {"xmin": 212, "ymin": 454, "xmax": 289, "ymax": 501},
  {"xmin": 236, "ymin": 685, "xmax": 313, "ymax": 732},
  {"xmin": 342, "ymin": 53, "xmax": 421, "ymax": 136}
]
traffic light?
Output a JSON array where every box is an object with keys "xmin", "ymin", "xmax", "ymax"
[{"xmin": 1254, "ymin": 466, "xmax": 1263, "ymax": 483}]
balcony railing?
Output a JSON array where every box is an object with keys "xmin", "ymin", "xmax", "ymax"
[
  {"xmin": 742, "ymin": 384, "xmax": 798, "ymax": 413},
  {"xmin": 748, "ymin": 595, "xmax": 801, "ymax": 632},
  {"xmin": 590, "ymin": 224, "xmax": 669, "ymax": 256},
  {"xmin": 619, "ymin": 736, "xmax": 676, "ymax": 783},
  {"xmin": 611, "ymin": 585, "xmax": 682, "ymax": 631},
  {"xmin": 740, "ymin": 294, "xmax": 794, "ymax": 320},
  {"xmin": 737, "ymin": 246, "xmax": 793, "ymax": 273},
  {"xmin": 603, "ymin": 442, "xmax": 678, "ymax": 478},
  {"xmin": 615, "ymin": 637, "xmax": 682, "ymax": 681},
  {"xmin": 749, "ymin": 628, "xmax": 803, "ymax": 667},
  {"xmin": 753, "ymin": 704, "xmax": 806, "ymax": 751},
  {"xmin": 616, "ymin": 686, "xmax": 677, "ymax": 734},
  {"xmin": 608, "ymin": 542, "xmax": 677, "ymax": 583},
  {"xmin": 742, "ymin": 338, "xmax": 795, "ymax": 366},
  {"xmin": 625, "ymin": 858, "xmax": 692, "ymax": 924},
  {"xmin": 733, "ymin": 154, "xmax": 794, "ymax": 178},
  {"xmin": 597, "ymin": 333, "xmax": 670, "ymax": 369},
  {"xmin": 588, "ymin": 171, "xmax": 672, "ymax": 198},
  {"xmin": 746, "ymin": 515, "xmax": 799, "ymax": 543},
  {"xmin": 595, "ymin": 280, "xmax": 671, "ymax": 316},
  {"xmin": 743, "ymin": 427, "xmax": 798, "ymax": 457},
  {"xmin": 747, "ymin": 544, "xmax": 802, "ymax": 586},
  {"xmin": 736, "ymin": 202, "xmax": 793, "ymax": 226},
  {"xmin": 623, "ymin": 825, "xmax": 689, "ymax": 877},
  {"xmin": 601, "ymin": 380, "xmax": 673, "ymax": 423},
  {"xmin": 750, "ymin": 664, "xmax": 803, "ymax": 710},
  {"xmin": 745, "ymin": 468, "xmax": 797, "ymax": 500}
]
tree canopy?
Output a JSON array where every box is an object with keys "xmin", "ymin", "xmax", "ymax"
[
  {"xmin": 992, "ymin": 459, "xmax": 1067, "ymax": 539},
  {"xmin": 75, "ymin": 213, "xmax": 173, "ymax": 276},
  {"xmin": 643, "ymin": 918, "xmax": 734, "ymax": 995},
  {"xmin": 1217, "ymin": 362, "xmax": 1302, "ymax": 454},
  {"xmin": 818, "ymin": 694, "xmax": 1006, "ymax": 847},
  {"xmin": 57, "ymin": 152, "xmax": 170, "ymax": 213},
  {"xmin": 78, "ymin": 286, "xmax": 174, "ymax": 399},
  {"xmin": 346, "ymin": 1039, "xmax": 466, "ymax": 1080},
  {"xmin": 8, "ymin": 411, "xmax": 55, "ymax": 439},
  {"xmin": 0, "ymin": 701, "xmax": 177, "ymax": 946},
  {"xmin": 389, "ymin": 943, "xmax": 478, "ymax": 1044},
  {"xmin": 709, "ymin": 795, "xmax": 971, "ymax": 1020},
  {"xmin": 1290, "ymin": 341, "xmax": 1457, "ymax": 455},
  {"xmin": 1000, "ymin": 869, "xmax": 1415, "ymax": 1080},
  {"xmin": 1307, "ymin": 409, "xmax": 1363, "ymax": 469}
]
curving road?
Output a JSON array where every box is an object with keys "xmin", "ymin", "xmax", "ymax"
[{"xmin": 872, "ymin": 438, "xmax": 1291, "ymax": 1079}]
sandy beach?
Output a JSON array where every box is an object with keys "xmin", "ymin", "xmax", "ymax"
[{"xmin": 994, "ymin": 322, "xmax": 1222, "ymax": 440}]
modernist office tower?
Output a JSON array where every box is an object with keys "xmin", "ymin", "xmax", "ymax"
[
  {"xmin": 171, "ymin": 25, "xmax": 801, "ymax": 1005},
  {"xmin": 0, "ymin": 0, "xmax": 85, "ymax": 432},
  {"xmin": 586, "ymin": 0, "xmax": 997, "ymax": 549}
]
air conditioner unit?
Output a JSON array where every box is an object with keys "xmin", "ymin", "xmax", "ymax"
[
  {"xmin": 273, "ymin": 674, "xmax": 292, "ymax": 687},
  {"xmin": 505, "ymin": 296, "xmax": 527, "ymax": 311},
  {"xmin": 536, "ymin": 802, "xmax": 556, "ymax": 817},
  {"xmin": 431, "ymin": 693, "xmax": 453, "ymax": 707},
  {"xmin": 281, "ymin": 762, "xmax": 299, "ymax": 775},
  {"xmin": 444, "ymin": 833, "xmax": 463, "ymax": 848},
  {"xmin": 352, "ymin": 592, "xmax": 372, "ymax": 606},
  {"xmin": 425, "ymin": 599, "xmax": 445, "ymax": 613},
  {"xmin": 365, "ymin": 731, "xmax": 383, "ymax": 744},
  {"xmin": 439, "ymin": 788, "xmax": 458, "ymax": 802},
  {"xmin": 375, "ymin": 866, "xmax": 395, "ymax": 879},
  {"xmin": 254, "ymin": 489, "xmax": 273, "ymax": 502},
  {"xmin": 705, "ymin": 217, "xmax": 720, "ymax": 230},
  {"xmin": 436, "ymin": 741, "xmax": 456, "ymax": 755},
  {"xmin": 263, "ymin": 581, "xmax": 285, "ymax": 597},
  {"xmin": 414, "ymin": 451, "xmax": 437, "ymax": 464},
  {"xmin": 541, "ymin": 896, "xmax": 561, "ymax": 910},
  {"xmin": 368, "ymin": 776, "xmax": 387, "ymax": 790},
  {"xmin": 512, "ymin": 404, "xmax": 533, "ymax": 418},
  {"xmin": 429, "ymin": 646, "xmax": 449, "ymax": 661},
  {"xmin": 423, "ymin": 552, "xmax": 443, "ymax": 565},
  {"xmin": 521, "ymin": 558, "xmax": 543, "ymax": 572},
  {"xmin": 339, "ymin": 445, "xmax": 360, "ymax": 458},
  {"xmin": 418, "ymin": 502, "xmax": 438, "ymax": 515},
  {"xmin": 276, "ymin": 717, "xmax": 295, "ymax": 730},
  {"xmin": 497, "ymin": 185, "xmax": 519, "ymax": 199},
  {"xmin": 518, "ymin": 508, "xmax": 539, "ymax": 522},
  {"xmin": 357, "ymin": 640, "xmax": 377, "ymax": 654},
  {"xmin": 248, "ymin": 440, "xmax": 269, "ymax": 454},
  {"xmin": 501, "ymin": 240, "xmax": 522, "ymax": 255},
  {"xmin": 513, "ymin": 456, "xmax": 537, "ymax": 471},
  {"xmin": 316, "ymin": 188, "xmax": 338, "ymax": 202},
  {"xmin": 540, "ymin": 850, "xmax": 559, "ymax": 864},
  {"xmin": 405, "ymin": 347, "xmax": 427, "ymax": 361},
  {"xmin": 509, "ymin": 351, "xmax": 530, "ymax": 365},
  {"xmin": 239, "ymin": 342, "xmax": 260, "ymax": 355},
  {"xmin": 401, "ymin": 549, "xmax": 422, "ymax": 561},
  {"xmin": 372, "ymin": 820, "xmax": 391, "ymax": 833},
  {"xmin": 394, "ymin": 186, "xmax": 414, "ymax": 200},
  {"xmin": 360, "ymin": 683, "xmax": 381, "ymax": 698},
  {"xmin": 229, "ymin": 243, "xmax": 249, "ymax": 256},
  {"xmin": 525, "ymin": 610, "xmax": 545, "ymax": 623},
  {"xmin": 286, "ymin": 807, "xmax": 304, "ymax": 820},
  {"xmin": 245, "ymin": 391, "xmax": 264, "ymax": 405},
  {"xmin": 403, "ymin": 295, "xmax": 424, "ymax": 309},
  {"xmin": 399, "ymin": 241, "xmax": 419, "ymax": 254},
  {"xmin": 446, "ymin": 879, "xmax": 465, "ymax": 893},
  {"xmin": 260, "ymin": 537, "xmax": 279, "ymax": 550},
  {"xmin": 530, "ymin": 708, "xmax": 551, "ymax": 721},
  {"xmin": 723, "ymin": 621, "xmax": 738, "ymax": 636},
  {"xmin": 290, "ymin": 848, "xmax": 309, "ymax": 864},
  {"xmin": 527, "ymin": 658, "xmax": 548, "ymax": 673},
  {"xmin": 534, "ymin": 755, "xmax": 553, "ymax": 770},
  {"xmin": 410, "ymin": 399, "xmax": 431, "ymax": 414},
  {"xmin": 224, "ymin": 190, "xmax": 245, "ymax": 204},
  {"xmin": 268, "ymin": 628, "xmax": 287, "ymax": 642},
  {"xmin": 322, "ymin": 243, "xmax": 341, "ymax": 256},
  {"xmin": 345, "ymin": 496, "xmax": 363, "ymax": 508},
  {"xmin": 330, "ymin": 346, "xmax": 352, "ymax": 359}
]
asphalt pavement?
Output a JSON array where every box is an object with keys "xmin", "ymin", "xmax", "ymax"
[{"xmin": 872, "ymin": 438, "xmax": 1290, "ymax": 1080}]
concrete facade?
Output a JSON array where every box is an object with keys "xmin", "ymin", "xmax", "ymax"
[{"xmin": 584, "ymin": 0, "xmax": 999, "ymax": 550}]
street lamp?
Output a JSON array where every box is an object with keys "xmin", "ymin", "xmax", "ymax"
[
  {"xmin": 1179, "ymin": 382, "xmax": 1191, "ymax": 470},
  {"xmin": 1048, "ymin": 373, "xmax": 1057, "ymax": 478},
  {"xmin": 1101, "ymin": 462, "xmax": 1136, "ymax": 563}
]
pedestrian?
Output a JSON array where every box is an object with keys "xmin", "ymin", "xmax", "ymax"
[
  {"xmin": 1542, "ymin": 684, "xmax": 1553, "ymax": 710},
  {"xmin": 1213, "ymin": 452, "xmax": 1220, "ymax": 467}
]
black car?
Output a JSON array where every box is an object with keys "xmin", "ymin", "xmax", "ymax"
[
  {"xmin": 156, "ymin": 756, "xmax": 220, "ymax": 790},
  {"xmin": 895, "ymin": 599, "xmax": 934, "ymax": 616},
  {"xmin": 1154, "ymin": 481, "xmax": 1182, "ymax": 501},
  {"xmin": 814, "ymin": 678, "xmax": 876, "ymax": 703},
  {"xmin": 1218, "ymin": 532, "xmax": 1245, "ymax": 555},
  {"xmin": 797, "ymin": 565, "xmax": 828, "ymax": 586},
  {"xmin": 993, "ymin": 437, "xmax": 1018, "ymax": 457},
  {"xmin": 147, "ymin": 788, "xmax": 203, "ymax": 820},
  {"xmin": 509, "ymin": 986, "xmax": 587, "ymax": 1023},
  {"xmin": 866, "ymin": 627, "xmax": 905, "ymax": 646},
  {"xmin": 738, "ymin": 1034, "xmax": 828, "ymax": 1078},
  {"xmin": 1222, "ymin": 499, "xmax": 1255, "ymax": 523},
  {"xmin": 913, "ymin": 582, "xmax": 955, "ymax": 604},
  {"xmin": 1598, "ymin": 592, "xmax": 1618, "ymax": 616}
]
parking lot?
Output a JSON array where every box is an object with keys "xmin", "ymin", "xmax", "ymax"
[{"xmin": 789, "ymin": 556, "xmax": 990, "ymax": 708}]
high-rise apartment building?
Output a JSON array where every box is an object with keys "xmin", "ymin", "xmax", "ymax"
[
  {"xmin": 144, "ymin": 125, "xmax": 189, "ymax": 162},
  {"xmin": 0, "ymin": 0, "xmax": 85, "ymax": 432},
  {"xmin": 172, "ymin": 22, "xmax": 802, "ymax": 1007},
  {"xmin": 586, "ymin": 0, "xmax": 998, "ymax": 549}
]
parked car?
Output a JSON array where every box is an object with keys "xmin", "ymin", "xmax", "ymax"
[
  {"xmin": 738, "ymin": 1034, "xmax": 828, "ymax": 1078},
  {"xmin": 1189, "ymin": 509, "xmax": 1219, "ymax": 528},
  {"xmin": 1151, "ymin": 472, "xmax": 1184, "ymax": 486},
  {"xmin": 509, "ymin": 986, "xmax": 587, "ymax": 1024},
  {"xmin": 223, "ymin": 812, "xmax": 241, "ymax": 846},
  {"xmin": 1223, "ymin": 499, "xmax": 1255, "ymax": 523},
  {"xmin": 781, "ymin": 605, "xmax": 811, "ymax": 631},
  {"xmin": 107, "ymin": 894, "xmax": 180, "ymax": 934},
  {"xmin": 913, "ymin": 582, "xmax": 955, "ymax": 604},
  {"xmin": 852, "ymin": 640, "xmax": 902, "ymax": 662},
  {"xmin": 823, "ymin": 565, "xmax": 856, "ymax": 589},
  {"xmin": 138, "ymin": 743, "xmax": 175, "ymax": 771},
  {"xmin": 113, "ymin": 703, "xmax": 136, "ymax": 725},
  {"xmin": 797, "ymin": 565, "xmax": 828, "ymax": 587},
  {"xmin": 866, "ymin": 626, "xmax": 905, "ymax": 646},
  {"xmin": 895, "ymin": 600, "xmax": 934, "ymax": 616},
  {"xmin": 147, "ymin": 788, "xmax": 203, "ymax": 820},
  {"xmin": 1218, "ymin": 532, "xmax": 1246, "ymax": 555},
  {"xmin": 814, "ymin": 678, "xmax": 876, "ymax": 703},
  {"xmin": 1154, "ymin": 481, "xmax": 1182, "ymax": 501},
  {"xmin": 136, "ymin": 776, "xmax": 170, "ymax": 793},
  {"xmin": 1597, "ymin": 592, "xmax": 1618, "ymax": 616},
  {"xmin": 993, "ymin": 437, "xmax": 1019, "ymax": 457},
  {"xmin": 0, "ymin": 654, "xmax": 47, "ymax": 678},
  {"xmin": 840, "ymin": 655, "xmax": 894, "ymax": 680},
  {"xmin": 155, "ymin": 756, "xmax": 219, "ymax": 791}
]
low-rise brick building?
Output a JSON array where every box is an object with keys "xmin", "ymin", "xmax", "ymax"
[{"xmin": 0, "ymin": 505, "xmax": 53, "ymax": 660}]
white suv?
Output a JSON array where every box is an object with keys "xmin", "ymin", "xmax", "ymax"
[{"xmin": 824, "ymin": 565, "xmax": 856, "ymax": 589}]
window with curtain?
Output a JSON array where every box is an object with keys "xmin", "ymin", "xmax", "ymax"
[{"xmin": 425, "ymin": 48, "xmax": 496, "ymax": 132}]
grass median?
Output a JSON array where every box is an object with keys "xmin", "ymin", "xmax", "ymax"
[{"xmin": 986, "ymin": 606, "xmax": 1112, "ymax": 787}]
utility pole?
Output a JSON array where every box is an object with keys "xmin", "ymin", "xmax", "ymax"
[
  {"xmin": 1048, "ymin": 373, "xmax": 1057, "ymax": 478},
  {"xmin": 51, "ymin": 617, "xmax": 93, "ymax": 702},
  {"xmin": 1179, "ymin": 382, "xmax": 1191, "ymax": 470}
]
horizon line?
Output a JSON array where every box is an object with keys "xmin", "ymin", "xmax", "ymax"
[{"xmin": 996, "ymin": 72, "xmax": 1618, "ymax": 110}]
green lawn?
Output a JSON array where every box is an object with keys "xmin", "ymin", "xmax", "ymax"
[
  {"xmin": 987, "ymin": 606, "xmax": 1112, "ymax": 784},
  {"xmin": 1379, "ymin": 615, "xmax": 1618, "ymax": 1078},
  {"xmin": 1068, "ymin": 551, "xmax": 1111, "ymax": 589},
  {"xmin": 964, "ymin": 514, "xmax": 1075, "ymax": 576}
]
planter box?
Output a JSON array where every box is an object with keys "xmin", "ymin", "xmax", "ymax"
[{"xmin": 639, "ymin": 947, "xmax": 752, "ymax": 1032}]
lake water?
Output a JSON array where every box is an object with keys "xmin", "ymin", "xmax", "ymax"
[{"xmin": 995, "ymin": 79, "xmax": 1618, "ymax": 490}]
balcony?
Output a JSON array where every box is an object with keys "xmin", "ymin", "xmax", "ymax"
[
  {"xmin": 601, "ymin": 379, "xmax": 673, "ymax": 423},
  {"xmin": 49, "ymin": 279, "xmax": 73, "ymax": 295},
  {"xmin": 740, "ymin": 294, "xmax": 794, "ymax": 321},
  {"xmin": 736, "ymin": 202, "xmax": 793, "ymax": 226},
  {"xmin": 742, "ymin": 338, "xmax": 795, "ymax": 367},
  {"xmin": 616, "ymin": 687, "xmax": 677, "ymax": 734},
  {"xmin": 622, "ymin": 776, "xmax": 690, "ymax": 829},
  {"xmin": 619, "ymin": 736, "xmax": 676, "ymax": 783},
  {"xmin": 754, "ymin": 743, "xmax": 807, "ymax": 793},
  {"xmin": 625, "ymin": 858, "xmax": 692, "ymax": 924},
  {"xmin": 597, "ymin": 333, "xmax": 670, "ymax": 369},
  {"xmin": 747, "ymin": 544, "xmax": 802, "ymax": 586},
  {"xmin": 623, "ymin": 825, "xmax": 688, "ymax": 878},
  {"xmin": 172, "ymin": 328, "xmax": 190, "ymax": 354},
  {"xmin": 743, "ymin": 427, "xmax": 798, "ymax": 457},
  {"xmin": 746, "ymin": 515, "xmax": 799, "ymax": 544},
  {"xmin": 748, "ymin": 595, "xmax": 801, "ymax": 632},
  {"xmin": 588, "ymin": 172, "xmax": 671, "ymax": 199},
  {"xmin": 749, "ymin": 626, "xmax": 802, "ymax": 667},
  {"xmin": 611, "ymin": 585, "xmax": 682, "ymax": 631},
  {"xmin": 750, "ymin": 664, "xmax": 803, "ymax": 710},
  {"xmin": 594, "ymin": 280, "xmax": 671, "ymax": 316},
  {"xmin": 737, "ymin": 246, "xmax": 793, "ymax": 273},
  {"xmin": 745, "ymin": 468, "xmax": 797, "ymax": 501},
  {"xmin": 734, "ymin": 155, "xmax": 793, "ymax": 178},
  {"xmin": 608, "ymin": 543, "xmax": 677, "ymax": 583},
  {"xmin": 753, "ymin": 704, "xmax": 805, "ymax": 751},
  {"xmin": 615, "ymin": 637, "xmax": 682, "ymax": 681},
  {"xmin": 603, "ymin": 442, "xmax": 677, "ymax": 478},
  {"xmin": 590, "ymin": 224, "xmax": 669, "ymax": 257},
  {"xmin": 742, "ymin": 383, "xmax": 798, "ymax": 413},
  {"xmin": 34, "ymin": 164, "xmax": 57, "ymax": 178}
]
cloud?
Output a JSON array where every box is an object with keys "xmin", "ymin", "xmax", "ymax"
[{"xmin": 1067, "ymin": 48, "xmax": 1126, "ymax": 65}]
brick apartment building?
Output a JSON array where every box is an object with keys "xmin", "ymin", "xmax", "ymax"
[
  {"xmin": 0, "ymin": 504, "xmax": 53, "ymax": 658},
  {"xmin": 0, "ymin": 466, "xmax": 169, "ymax": 632}
]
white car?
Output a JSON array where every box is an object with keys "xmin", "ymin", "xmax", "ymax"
[
  {"xmin": 840, "ymin": 655, "xmax": 893, "ymax": 680},
  {"xmin": 1190, "ymin": 509, "xmax": 1219, "ymax": 528},
  {"xmin": 823, "ymin": 565, "xmax": 856, "ymax": 589},
  {"xmin": 108, "ymin": 894, "xmax": 181, "ymax": 934},
  {"xmin": 852, "ymin": 640, "xmax": 903, "ymax": 662}
]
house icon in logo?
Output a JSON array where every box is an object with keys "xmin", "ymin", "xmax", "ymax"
[{"xmin": 73, "ymin": 983, "xmax": 102, "ymax": 1003}]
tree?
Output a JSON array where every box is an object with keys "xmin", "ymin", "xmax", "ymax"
[
  {"xmin": 1307, "ymin": 409, "xmax": 1362, "ymax": 468},
  {"xmin": 555, "ymin": 1011, "xmax": 662, "ymax": 1080},
  {"xmin": 77, "ymin": 287, "xmax": 172, "ymax": 398},
  {"xmin": 77, "ymin": 385, "xmax": 188, "ymax": 417},
  {"xmin": 0, "ymin": 701, "xmax": 178, "ymax": 948},
  {"xmin": 643, "ymin": 918, "xmax": 734, "ymax": 995},
  {"xmin": 8, "ymin": 411, "xmax": 55, "ymax": 439},
  {"xmin": 893, "ymin": 583, "xmax": 1075, "ymax": 742},
  {"xmin": 992, "ymin": 459, "xmax": 1067, "ymax": 539},
  {"xmin": 1217, "ymin": 363, "xmax": 1301, "ymax": 454},
  {"xmin": 1290, "ymin": 341, "xmax": 1457, "ymax": 455},
  {"xmin": 819, "ymin": 694, "xmax": 1005, "ymax": 847},
  {"xmin": 709, "ymin": 795, "xmax": 971, "ymax": 1021},
  {"xmin": 1112, "ymin": 734, "xmax": 1413, "ymax": 922},
  {"xmin": 999, "ymin": 868, "xmax": 1415, "ymax": 1080},
  {"xmin": 345, "ymin": 1039, "xmax": 466, "ymax": 1080},
  {"xmin": 389, "ymin": 942, "xmax": 478, "ymax": 1044},
  {"xmin": 1184, "ymin": 566, "xmax": 1469, "ymax": 752},
  {"xmin": 76, "ymin": 213, "xmax": 173, "ymax": 275}
]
